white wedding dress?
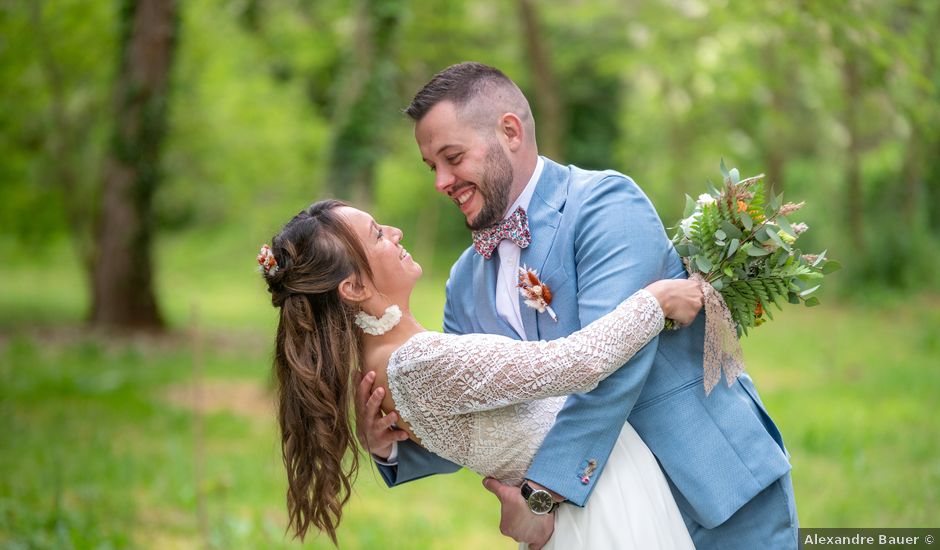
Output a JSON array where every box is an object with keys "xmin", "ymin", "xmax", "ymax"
[{"xmin": 387, "ymin": 290, "xmax": 695, "ymax": 549}]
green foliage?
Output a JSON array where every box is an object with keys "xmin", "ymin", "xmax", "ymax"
[
  {"xmin": 3, "ymin": 0, "xmax": 940, "ymax": 298},
  {"xmin": 671, "ymin": 164, "xmax": 839, "ymax": 335}
]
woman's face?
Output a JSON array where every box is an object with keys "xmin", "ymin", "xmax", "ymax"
[{"xmin": 338, "ymin": 206, "xmax": 422, "ymax": 299}]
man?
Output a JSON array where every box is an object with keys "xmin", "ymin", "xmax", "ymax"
[{"xmin": 355, "ymin": 62, "xmax": 798, "ymax": 548}]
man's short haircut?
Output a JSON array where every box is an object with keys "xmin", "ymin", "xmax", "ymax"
[{"xmin": 405, "ymin": 62, "xmax": 533, "ymax": 134}]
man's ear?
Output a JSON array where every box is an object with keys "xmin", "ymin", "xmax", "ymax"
[
  {"xmin": 338, "ymin": 274, "xmax": 372, "ymax": 303},
  {"xmin": 499, "ymin": 113, "xmax": 524, "ymax": 152}
]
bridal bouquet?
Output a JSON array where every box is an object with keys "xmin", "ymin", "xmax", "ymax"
[{"xmin": 667, "ymin": 161, "xmax": 840, "ymax": 393}]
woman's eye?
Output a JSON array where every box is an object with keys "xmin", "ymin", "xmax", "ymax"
[
  {"xmin": 447, "ymin": 154, "xmax": 462, "ymax": 164},
  {"xmin": 376, "ymin": 228, "xmax": 384, "ymax": 240}
]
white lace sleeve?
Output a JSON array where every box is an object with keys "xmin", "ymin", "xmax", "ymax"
[{"xmin": 388, "ymin": 289, "xmax": 664, "ymax": 416}]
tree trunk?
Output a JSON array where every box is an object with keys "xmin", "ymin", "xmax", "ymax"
[
  {"xmin": 518, "ymin": 0, "xmax": 563, "ymax": 161},
  {"xmin": 325, "ymin": 0, "xmax": 403, "ymax": 209},
  {"xmin": 91, "ymin": 0, "xmax": 178, "ymax": 329}
]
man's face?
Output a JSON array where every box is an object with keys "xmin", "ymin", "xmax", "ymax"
[{"xmin": 415, "ymin": 101, "xmax": 514, "ymax": 230}]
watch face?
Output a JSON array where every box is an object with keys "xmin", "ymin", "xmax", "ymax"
[{"xmin": 529, "ymin": 490, "xmax": 555, "ymax": 514}]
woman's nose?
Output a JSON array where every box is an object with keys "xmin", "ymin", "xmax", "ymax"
[{"xmin": 389, "ymin": 226, "xmax": 403, "ymax": 243}]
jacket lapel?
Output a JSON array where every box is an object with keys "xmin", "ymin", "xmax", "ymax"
[{"xmin": 519, "ymin": 158, "xmax": 568, "ymax": 340}]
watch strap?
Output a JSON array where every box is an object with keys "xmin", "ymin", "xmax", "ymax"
[{"xmin": 521, "ymin": 482, "xmax": 559, "ymax": 514}]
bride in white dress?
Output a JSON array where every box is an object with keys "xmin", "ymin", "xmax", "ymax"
[{"xmin": 260, "ymin": 200, "xmax": 700, "ymax": 548}]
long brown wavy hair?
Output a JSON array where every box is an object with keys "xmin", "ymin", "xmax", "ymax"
[{"xmin": 261, "ymin": 200, "xmax": 373, "ymax": 544}]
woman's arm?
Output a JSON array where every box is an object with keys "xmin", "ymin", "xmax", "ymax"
[{"xmin": 390, "ymin": 288, "xmax": 668, "ymax": 416}]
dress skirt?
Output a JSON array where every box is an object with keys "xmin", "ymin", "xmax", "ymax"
[{"xmin": 533, "ymin": 422, "xmax": 695, "ymax": 549}]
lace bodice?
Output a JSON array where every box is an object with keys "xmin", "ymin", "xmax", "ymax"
[{"xmin": 386, "ymin": 289, "xmax": 664, "ymax": 486}]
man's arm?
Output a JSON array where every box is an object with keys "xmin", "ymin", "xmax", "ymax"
[
  {"xmin": 526, "ymin": 174, "xmax": 675, "ymax": 504},
  {"xmin": 487, "ymin": 174, "xmax": 675, "ymax": 546}
]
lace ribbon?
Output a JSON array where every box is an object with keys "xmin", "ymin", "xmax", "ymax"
[{"xmin": 690, "ymin": 272, "xmax": 746, "ymax": 395}]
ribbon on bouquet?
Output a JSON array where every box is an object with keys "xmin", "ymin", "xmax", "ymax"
[{"xmin": 690, "ymin": 272, "xmax": 746, "ymax": 395}]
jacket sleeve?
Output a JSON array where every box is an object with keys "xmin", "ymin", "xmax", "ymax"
[{"xmin": 524, "ymin": 174, "xmax": 681, "ymax": 506}]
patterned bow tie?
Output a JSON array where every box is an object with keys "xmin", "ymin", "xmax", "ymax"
[{"xmin": 472, "ymin": 206, "xmax": 531, "ymax": 259}]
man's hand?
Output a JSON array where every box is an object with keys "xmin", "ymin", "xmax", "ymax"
[
  {"xmin": 353, "ymin": 371, "xmax": 409, "ymax": 459},
  {"xmin": 482, "ymin": 477, "xmax": 554, "ymax": 549}
]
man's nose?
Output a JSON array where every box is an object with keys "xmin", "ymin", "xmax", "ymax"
[{"xmin": 434, "ymin": 167, "xmax": 456, "ymax": 195}]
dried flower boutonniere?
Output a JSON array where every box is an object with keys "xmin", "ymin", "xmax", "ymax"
[{"xmin": 517, "ymin": 265, "xmax": 558, "ymax": 322}]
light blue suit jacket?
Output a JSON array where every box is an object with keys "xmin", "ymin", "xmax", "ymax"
[{"xmin": 378, "ymin": 158, "xmax": 791, "ymax": 529}]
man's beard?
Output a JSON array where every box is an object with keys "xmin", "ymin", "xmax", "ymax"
[{"xmin": 467, "ymin": 142, "xmax": 514, "ymax": 231}]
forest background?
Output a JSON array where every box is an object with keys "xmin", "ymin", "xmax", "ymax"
[{"xmin": 1, "ymin": 0, "xmax": 938, "ymax": 548}]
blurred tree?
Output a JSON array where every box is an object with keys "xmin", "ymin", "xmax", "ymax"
[
  {"xmin": 91, "ymin": 0, "xmax": 179, "ymax": 329},
  {"xmin": 517, "ymin": 0, "xmax": 563, "ymax": 160},
  {"xmin": 2, "ymin": 1, "xmax": 115, "ymax": 251},
  {"xmin": 26, "ymin": 1, "xmax": 97, "ymax": 271},
  {"xmin": 325, "ymin": 0, "xmax": 405, "ymax": 208},
  {"xmin": 4, "ymin": 0, "xmax": 940, "ymax": 303}
]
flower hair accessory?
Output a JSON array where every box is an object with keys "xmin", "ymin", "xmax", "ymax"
[
  {"xmin": 257, "ymin": 244, "xmax": 279, "ymax": 276},
  {"xmin": 355, "ymin": 305, "xmax": 402, "ymax": 336},
  {"xmin": 517, "ymin": 265, "xmax": 557, "ymax": 322}
]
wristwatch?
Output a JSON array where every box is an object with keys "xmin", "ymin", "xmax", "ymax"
[{"xmin": 521, "ymin": 481, "xmax": 559, "ymax": 515}]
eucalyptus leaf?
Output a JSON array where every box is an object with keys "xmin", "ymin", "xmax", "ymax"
[
  {"xmin": 683, "ymin": 194, "xmax": 696, "ymax": 218},
  {"xmin": 739, "ymin": 211, "xmax": 753, "ymax": 230},
  {"xmin": 769, "ymin": 192, "xmax": 782, "ymax": 211},
  {"xmin": 720, "ymin": 221, "xmax": 743, "ymax": 239},
  {"xmin": 799, "ymin": 284, "xmax": 821, "ymax": 297},
  {"xmin": 695, "ymin": 254, "xmax": 713, "ymax": 272},
  {"xmin": 715, "ymin": 229, "xmax": 727, "ymax": 241},
  {"xmin": 746, "ymin": 245, "xmax": 771, "ymax": 257},
  {"xmin": 822, "ymin": 260, "xmax": 843, "ymax": 274},
  {"xmin": 720, "ymin": 158, "xmax": 729, "ymax": 178},
  {"xmin": 754, "ymin": 227, "xmax": 770, "ymax": 244},
  {"xmin": 767, "ymin": 228, "xmax": 791, "ymax": 252},
  {"xmin": 729, "ymin": 167, "xmax": 740, "ymax": 184},
  {"xmin": 727, "ymin": 238, "xmax": 740, "ymax": 258},
  {"xmin": 707, "ymin": 179, "xmax": 721, "ymax": 197},
  {"xmin": 777, "ymin": 216, "xmax": 795, "ymax": 237}
]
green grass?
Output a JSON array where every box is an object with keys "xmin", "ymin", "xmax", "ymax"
[{"xmin": 1, "ymin": 235, "xmax": 938, "ymax": 548}]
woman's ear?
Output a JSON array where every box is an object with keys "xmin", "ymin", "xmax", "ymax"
[{"xmin": 338, "ymin": 274, "xmax": 372, "ymax": 303}]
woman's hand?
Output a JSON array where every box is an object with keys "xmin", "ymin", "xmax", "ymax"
[
  {"xmin": 353, "ymin": 371, "xmax": 409, "ymax": 459},
  {"xmin": 644, "ymin": 279, "xmax": 704, "ymax": 327}
]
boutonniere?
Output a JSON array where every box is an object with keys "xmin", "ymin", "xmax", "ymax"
[{"xmin": 517, "ymin": 265, "xmax": 558, "ymax": 322}]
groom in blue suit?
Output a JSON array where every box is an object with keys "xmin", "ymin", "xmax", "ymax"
[{"xmin": 356, "ymin": 62, "xmax": 798, "ymax": 548}]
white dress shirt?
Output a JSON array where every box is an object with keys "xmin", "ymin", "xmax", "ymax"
[{"xmin": 495, "ymin": 157, "xmax": 544, "ymax": 339}]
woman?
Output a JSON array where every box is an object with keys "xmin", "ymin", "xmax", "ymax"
[{"xmin": 260, "ymin": 200, "xmax": 702, "ymax": 548}]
